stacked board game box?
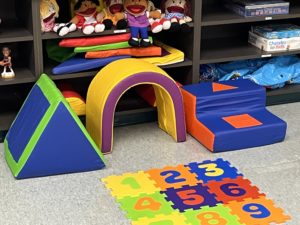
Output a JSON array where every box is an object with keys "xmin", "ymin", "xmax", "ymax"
[
  {"xmin": 249, "ymin": 24, "xmax": 300, "ymax": 52},
  {"xmin": 225, "ymin": 0, "xmax": 290, "ymax": 17}
]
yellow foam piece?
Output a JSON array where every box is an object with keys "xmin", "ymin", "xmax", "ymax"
[
  {"xmin": 102, "ymin": 171, "xmax": 159, "ymax": 199},
  {"xmin": 86, "ymin": 58, "xmax": 185, "ymax": 154},
  {"xmin": 140, "ymin": 41, "xmax": 185, "ymax": 66},
  {"xmin": 132, "ymin": 212, "xmax": 190, "ymax": 225},
  {"xmin": 65, "ymin": 97, "xmax": 86, "ymax": 116}
]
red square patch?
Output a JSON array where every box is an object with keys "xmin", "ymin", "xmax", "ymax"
[{"xmin": 223, "ymin": 114, "xmax": 262, "ymax": 129}]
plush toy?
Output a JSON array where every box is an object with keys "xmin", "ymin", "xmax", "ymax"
[
  {"xmin": 147, "ymin": 1, "xmax": 170, "ymax": 33},
  {"xmin": 70, "ymin": 0, "xmax": 103, "ymax": 16},
  {"xmin": 124, "ymin": 0, "xmax": 161, "ymax": 47},
  {"xmin": 161, "ymin": 0, "xmax": 192, "ymax": 32},
  {"xmin": 54, "ymin": 0, "xmax": 105, "ymax": 36},
  {"xmin": 1, "ymin": 47, "xmax": 15, "ymax": 79},
  {"xmin": 97, "ymin": 0, "xmax": 127, "ymax": 30},
  {"xmin": 40, "ymin": 0, "xmax": 59, "ymax": 32}
]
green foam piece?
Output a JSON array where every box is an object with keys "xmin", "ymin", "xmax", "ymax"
[
  {"xmin": 46, "ymin": 39, "xmax": 76, "ymax": 62},
  {"xmin": 119, "ymin": 192, "xmax": 174, "ymax": 221},
  {"xmin": 74, "ymin": 37, "xmax": 153, "ymax": 53}
]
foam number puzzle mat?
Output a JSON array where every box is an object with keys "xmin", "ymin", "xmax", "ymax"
[{"xmin": 102, "ymin": 158, "xmax": 290, "ymax": 225}]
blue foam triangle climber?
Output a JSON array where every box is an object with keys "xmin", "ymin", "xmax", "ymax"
[{"xmin": 4, "ymin": 74, "xmax": 105, "ymax": 179}]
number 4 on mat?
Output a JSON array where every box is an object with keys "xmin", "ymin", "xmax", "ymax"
[{"xmin": 135, "ymin": 197, "xmax": 161, "ymax": 211}]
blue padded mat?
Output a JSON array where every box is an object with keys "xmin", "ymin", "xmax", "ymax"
[{"xmin": 52, "ymin": 55, "xmax": 130, "ymax": 75}]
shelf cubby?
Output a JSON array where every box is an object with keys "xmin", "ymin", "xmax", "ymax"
[
  {"xmin": 202, "ymin": 1, "xmax": 300, "ymax": 27},
  {"xmin": 0, "ymin": 41, "xmax": 36, "ymax": 85},
  {"xmin": 2, "ymin": 0, "xmax": 300, "ymax": 137},
  {"xmin": 42, "ymin": 23, "xmax": 195, "ymax": 40}
]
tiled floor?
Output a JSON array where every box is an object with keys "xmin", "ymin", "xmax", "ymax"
[{"xmin": 0, "ymin": 103, "xmax": 299, "ymax": 225}]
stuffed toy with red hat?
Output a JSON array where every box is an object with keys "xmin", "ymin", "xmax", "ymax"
[
  {"xmin": 97, "ymin": 0, "xmax": 127, "ymax": 30},
  {"xmin": 161, "ymin": 0, "xmax": 192, "ymax": 32},
  {"xmin": 54, "ymin": 0, "xmax": 105, "ymax": 36}
]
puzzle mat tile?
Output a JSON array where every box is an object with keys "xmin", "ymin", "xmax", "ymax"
[{"xmin": 101, "ymin": 158, "xmax": 291, "ymax": 225}]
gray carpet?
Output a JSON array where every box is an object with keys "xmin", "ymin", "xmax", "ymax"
[{"xmin": 0, "ymin": 103, "xmax": 299, "ymax": 225}]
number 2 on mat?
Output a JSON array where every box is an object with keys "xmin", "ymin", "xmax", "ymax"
[{"xmin": 160, "ymin": 170, "xmax": 186, "ymax": 184}]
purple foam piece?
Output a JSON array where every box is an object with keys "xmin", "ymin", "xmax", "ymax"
[
  {"xmin": 101, "ymin": 72, "xmax": 186, "ymax": 153},
  {"xmin": 162, "ymin": 183, "xmax": 220, "ymax": 212}
]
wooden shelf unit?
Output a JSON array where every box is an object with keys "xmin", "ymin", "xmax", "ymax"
[
  {"xmin": 200, "ymin": 0, "xmax": 300, "ymax": 106},
  {"xmin": 1, "ymin": 0, "xmax": 300, "ymax": 135}
]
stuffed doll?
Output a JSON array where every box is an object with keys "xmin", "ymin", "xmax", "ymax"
[
  {"xmin": 97, "ymin": 0, "xmax": 127, "ymax": 30},
  {"xmin": 124, "ymin": 0, "xmax": 161, "ymax": 47},
  {"xmin": 147, "ymin": 1, "xmax": 171, "ymax": 33},
  {"xmin": 161, "ymin": 0, "xmax": 192, "ymax": 32},
  {"xmin": 70, "ymin": 0, "xmax": 103, "ymax": 16},
  {"xmin": 54, "ymin": 0, "xmax": 105, "ymax": 36},
  {"xmin": 40, "ymin": 0, "xmax": 59, "ymax": 32}
]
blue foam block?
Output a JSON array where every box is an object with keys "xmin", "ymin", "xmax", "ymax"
[
  {"xmin": 182, "ymin": 79, "xmax": 287, "ymax": 152},
  {"xmin": 183, "ymin": 79, "xmax": 266, "ymax": 113},
  {"xmin": 197, "ymin": 109, "xmax": 287, "ymax": 152}
]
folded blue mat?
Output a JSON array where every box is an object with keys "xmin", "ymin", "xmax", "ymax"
[{"xmin": 52, "ymin": 55, "xmax": 131, "ymax": 75}]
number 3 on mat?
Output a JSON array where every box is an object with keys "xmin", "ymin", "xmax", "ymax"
[{"xmin": 199, "ymin": 163, "xmax": 224, "ymax": 177}]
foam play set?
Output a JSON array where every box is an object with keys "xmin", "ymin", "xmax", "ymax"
[
  {"xmin": 4, "ymin": 58, "xmax": 289, "ymax": 179},
  {"xmin": 102, "ymin": 158, "xmax": 291, "ymax": 225},
  {"xmin": 181, "ymin": 80, "xmax": 287, "ymax": 152},
  {"xmin": 4, "ymin": 75, "xmax": 105, "ymax": 179},
  {"xmin": 86, "ymin": 58, "xmax": 186, "ymax": 154},
  {"xmin": 2, "ymin": 0, "xmax": 295, "ymax": 224}
]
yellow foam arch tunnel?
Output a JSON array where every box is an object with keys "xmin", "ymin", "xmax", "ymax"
[{"xmin": 86, "ymin": 59, "xmax": 186, "ymax": 154}]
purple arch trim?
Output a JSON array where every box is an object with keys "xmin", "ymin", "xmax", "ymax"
[{"xmin": 101, "ymin": 72, "xmax": 186, "ymax": 153}]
